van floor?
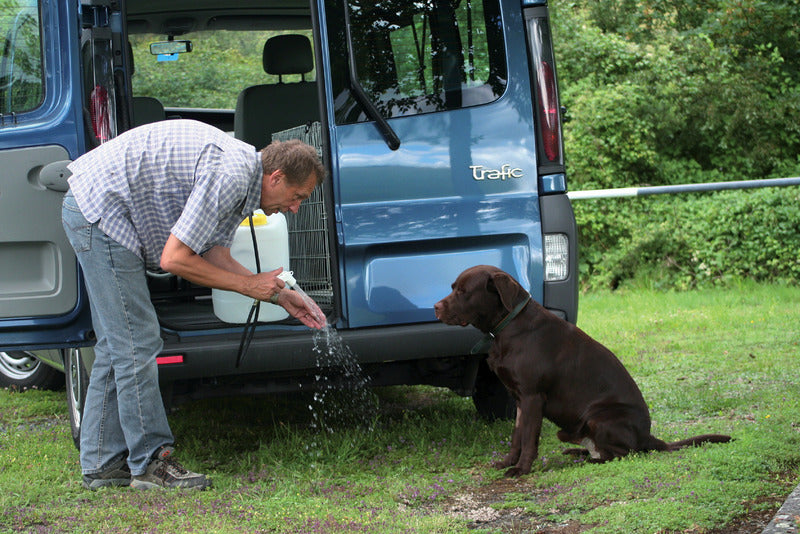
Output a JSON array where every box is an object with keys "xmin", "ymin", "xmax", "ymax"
[
  {"xmin": 153, "ymin": 298, "xmax": 303, "ymax": 331},
  {"xmin": 148, "ymin": 277, "xmax": 331, "ymax": 331}
]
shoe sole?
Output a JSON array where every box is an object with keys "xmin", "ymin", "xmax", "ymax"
[
  {"xmin": 130, "ymin": 478, "xmax": 211, "ymax": 490},
  {"xmin": 82, "ymin": 477, "xmax": 132, "ymax": 490}
]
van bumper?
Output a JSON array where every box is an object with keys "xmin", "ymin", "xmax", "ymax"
[{"xmin": 157, "ymin": 322, "xmax": 484, "ymax": 382}]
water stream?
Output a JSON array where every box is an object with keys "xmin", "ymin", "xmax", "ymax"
[
  {"xmin": 294, "ymin": 286, "xmax": 377, "ymax": 435},
  {"xmin": 308, "ymin": 324, "xmax": 377, "ymax": 434}
]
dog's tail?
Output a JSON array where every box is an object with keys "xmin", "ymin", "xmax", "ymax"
[
  {"xmin": 642, "ymin": 433, "xmax": 731, "ymax": 453},
  {"xmin": 665, "ymin": 434, "xmax": 732, "ymax": 451}
]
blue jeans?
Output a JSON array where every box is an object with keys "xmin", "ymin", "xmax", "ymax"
[{"xmin": 62, "ymin": 192, "xmax": 173, "ymax": 476}]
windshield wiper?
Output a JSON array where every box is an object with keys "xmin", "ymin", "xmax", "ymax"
[{"xmin": 342, "ymin": 1, "xmax": 401, "ymax": 151}]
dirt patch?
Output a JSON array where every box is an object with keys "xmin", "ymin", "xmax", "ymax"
[
  {"xmin": 0, "ymin": 415, "xmax": 63, "ymax": 434},
  {"xmin": 438, "ymin": 476, "xmax": 785, "ymax": 533},
  {"xmin": 703, "ymin": 507, "xmax": 781, "ymax": 534},
  {"xmin": 437, "ymin": 477, "xmax": 590, "ymax": 533}
]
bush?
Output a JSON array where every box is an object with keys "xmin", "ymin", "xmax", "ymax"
[
  {"xmin": 563, "ymin": 81, "xmax": 664, "ymax": 189},
  {"xmin": 575, "ymin": 187, "xmax": 800, "ymax": 290},
  {"xmin": 552, "ymin": 0, "xmax": 800, "ymax": 289},
  {"xmin": 554, "ymin": 1, "xmax": 800, "ymax": 186}
]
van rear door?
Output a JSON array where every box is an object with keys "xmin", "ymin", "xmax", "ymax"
[
  {"xmin": 0, "ymin": 0, "xmax": 125, "ymax": 350},
  {"xmin": 320, "ymin": 0, "xmax": 544, "ymax": 328}
]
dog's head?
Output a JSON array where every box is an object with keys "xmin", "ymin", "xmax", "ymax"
[{"xmin": 434, "ymin": 265, "xmax": 529, "ymax": 333}]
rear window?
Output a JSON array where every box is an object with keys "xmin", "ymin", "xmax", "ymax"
[
  {"xmin": 327, "ymin": 0, "xmax": 507, "ymax": 124},
  {"xmin": 0, "ymin": 0, "xmax": 43, "ymax": 115},
  {"xmin": 129, "ymin": 29, "xmax": 315, "ymax": 109}
]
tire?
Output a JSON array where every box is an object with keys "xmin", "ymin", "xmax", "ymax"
[
  {"xmin": 0, "ymin": 350, "xmax": 64, "ymax": 390},
  {"xmin": 65, "ymin": 347, "xmax": 91, "ymax": 450},
  {"xmin": 471, "ymin": 358, "xmax": 516, "ymax": 421}
]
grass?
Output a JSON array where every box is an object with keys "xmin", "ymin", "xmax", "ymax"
[{"xmin": 1, "ymin": 282, "xmax": 799, "ymax": 533}]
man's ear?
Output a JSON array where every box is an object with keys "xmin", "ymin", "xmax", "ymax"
[
  {"xmin": 490, "ymin": 271, "xmax": 527, "ymax": 313},
  {"xmin": 268, "ymin": 169, "xmax": 284, "ymax": 185}
]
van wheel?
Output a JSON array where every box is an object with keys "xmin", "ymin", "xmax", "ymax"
[
  {"xmin": 0, "ymin": 351, "xmax": 63, "ymax": 390},
  {"xmin": 65, "ymin": 348, "xmax": 90, "ymax": 450},
  {"xmin": 471, "ymin": 358, "xmax": 515, "ymax": 421}
]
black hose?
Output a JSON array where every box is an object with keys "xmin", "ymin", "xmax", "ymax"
[{"xmin": 235, "ymin": 215, "xmax": 262, "ymax": 368}]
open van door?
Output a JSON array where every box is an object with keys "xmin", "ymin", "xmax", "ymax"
[
  {"xmin": 0, "ymin": 0, "xmax": 127, "ymax": 350},
  {"xmin": 318, "ymin": 0, "xmax": 545, "ymax": 329}
]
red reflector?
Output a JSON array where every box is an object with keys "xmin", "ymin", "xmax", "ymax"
[
  {"xmin": 89, "ymin": 85, "xmax": 111, "ymax": 142},
  {"xmin": 537, "ymin": 61, "xmax": 561, "ymax": 162},
  {"xmin": 156, "ymin": 355, "xmax": 184, "ymax": 365}
]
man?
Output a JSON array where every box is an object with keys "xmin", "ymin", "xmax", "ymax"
[{"xmin": 61, "ymin": 119, "xmax": 326, "ymax": 490}]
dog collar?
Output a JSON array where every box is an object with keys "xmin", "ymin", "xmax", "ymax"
[{"xmin": 470, "ymin": 294, "xmax": 531, "ymax": 354}]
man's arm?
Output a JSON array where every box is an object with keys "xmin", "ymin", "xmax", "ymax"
[
  {"xmin": 160, "ymin": 234, "xmax": 281, "ymax": 301},
  {"xmin": 160, "ymin": 234, "xmax": 325, "ymax": 329},
  {"xmin": 201, "ymin": 244, "xmax": 252, "ymax": 277}
]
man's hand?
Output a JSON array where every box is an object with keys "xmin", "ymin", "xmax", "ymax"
[
  {"xmin": 241, "ymin": 267, "xmax": 287, "ymax": 302},
  {"xmin": 275, "ymin": 290, "xmax": 326, "ymax": 330},
  {"xmin": 161, "ymin": 235, "xmax": 325, "ymax": 329}
]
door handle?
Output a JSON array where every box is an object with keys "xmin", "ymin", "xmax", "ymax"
[{"xmin": 38, "ymin": 160, "xmax": 72, "ymax": 192}]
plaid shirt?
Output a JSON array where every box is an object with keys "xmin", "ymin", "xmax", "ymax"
[{"xmin": 68, "ymin": 120, "xmax": 263, "ymax": 269}]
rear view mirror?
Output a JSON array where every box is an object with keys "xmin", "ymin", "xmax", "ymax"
[{"xmin": 149, "ymin": 40, "xmax": 192, "ymax": 56}]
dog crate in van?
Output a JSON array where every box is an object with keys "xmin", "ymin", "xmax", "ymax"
[{"xmin": 0, "ymin": 0, "xmax": 577, "ymax": 431}]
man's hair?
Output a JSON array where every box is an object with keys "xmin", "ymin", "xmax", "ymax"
[{"xmin": 261, "ymin": 139, "xmax": 326, "ymax": 187}]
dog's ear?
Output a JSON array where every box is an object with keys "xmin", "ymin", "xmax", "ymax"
[{"xmin": 490, "ymin": 271, "xmax": 527, "ymax": 313}]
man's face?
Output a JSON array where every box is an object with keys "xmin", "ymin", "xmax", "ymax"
[{"xmin": 261, "ymin": 170, "xmax": 317, "ymax": 215}]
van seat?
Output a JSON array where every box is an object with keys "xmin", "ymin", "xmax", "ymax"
[
  {"xmin": 234, "ymin": 34, "xmax": 318, "ymax": 150},
  {"xmin": 132, "ymin": 96, "xmax": 166, "ymax": 126}
]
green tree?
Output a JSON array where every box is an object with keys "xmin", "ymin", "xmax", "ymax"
[
  {"xmin": 552, "ymin": 0, "xmax": 800, "ymax": 187},
  {"xmin": 551, "ymin": 0, "xmax": 800, "ymax": 288}
]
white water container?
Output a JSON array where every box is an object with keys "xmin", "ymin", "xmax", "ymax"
[{"xmin": 212, "ymin": 210, "xmax": 290, "ymax": 323}]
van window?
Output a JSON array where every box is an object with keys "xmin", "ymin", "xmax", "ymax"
[
  {"xmin": 328, "ymin": 0, "xmax": 507, "ymax": 123},
  {"xmin": 0, "ymin": 0, "xmax": 43, "ymax": 115},
  {"xmin": 129, "ymin": 29, "xmax": 315, "ymax": 109}
]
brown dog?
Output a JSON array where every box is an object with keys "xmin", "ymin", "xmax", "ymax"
[{"xmin": 434, "ymin": 265, "xmax": 730, "ymax": 477}]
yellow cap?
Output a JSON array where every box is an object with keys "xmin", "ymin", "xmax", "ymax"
[{"xmin": 240, "ymin": 212, "xmax": 268, "ymax": 226}]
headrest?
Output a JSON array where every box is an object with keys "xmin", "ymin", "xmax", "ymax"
[{"xmin": 263, "ymin": 34, "xmax": 313, "ymax": 76}]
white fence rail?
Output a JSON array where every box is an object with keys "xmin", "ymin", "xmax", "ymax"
[{"xmin": 568, "ymin": 176, "xmax": 800, "ymax": 200}]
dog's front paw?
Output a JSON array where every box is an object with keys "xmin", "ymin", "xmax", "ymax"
[
  {"xmin": 492, "ymin": 456, "xmax": 517, "ymax": 470},
  {"xmin": 503, "ymin": 466, "xmax": 530, "ymax": 478}
]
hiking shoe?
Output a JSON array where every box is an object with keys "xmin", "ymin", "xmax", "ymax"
[
  {"xmin": 82, "ymin": 457, "xmax": 131, "ymax": 490},
  {"xmin": 130, "ymin": 446, "xmax": 210, "ymax": 490}
]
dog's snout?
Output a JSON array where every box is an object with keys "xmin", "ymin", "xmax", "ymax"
[{"xmin": 433, "ymin": 300, "xmax": 445, "ymax": 319}]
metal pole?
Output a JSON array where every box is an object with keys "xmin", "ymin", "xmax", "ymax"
[{"xmin": 567, "ymin": 177, "xmax": 800, "ymax": 200}]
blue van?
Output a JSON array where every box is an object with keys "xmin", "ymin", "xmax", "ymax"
[{"xmin": 0, "ymin": 0, "xmax": 577, "ymax": 438}]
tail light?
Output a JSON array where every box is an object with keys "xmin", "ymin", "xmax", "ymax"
[
  {"xmin": 90, "ymin": 85, "xmax": 111, "ymax": 142},
  {"xmin": 85, "ymin": 33, "xmax": 118, "ymax": 145},
  {"xmin": 536, "ymin": 60, "xmax": 559, "ymax": 162},
  {"xmin": 544, "ymin": 233, "xmax": 569, "ymax": 281},
  {"xmin": 525, "ymin": 11, "xmax": 563, "ymax": 166},
  {"xmin": 156, "ymin": 355, "xmax": 184, "ymax": 365}
]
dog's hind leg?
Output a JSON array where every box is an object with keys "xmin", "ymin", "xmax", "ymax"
[
  {"xmin": 557, "ymin": 429, "xmax": 596, "ymax": 458},
  {"xmin": 561, "ymin": 447, "xmax": 590, "ymax": 457},
  {"xmin": 584, "ymin": 418, "xmax": 642, "ymax": 461}
]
